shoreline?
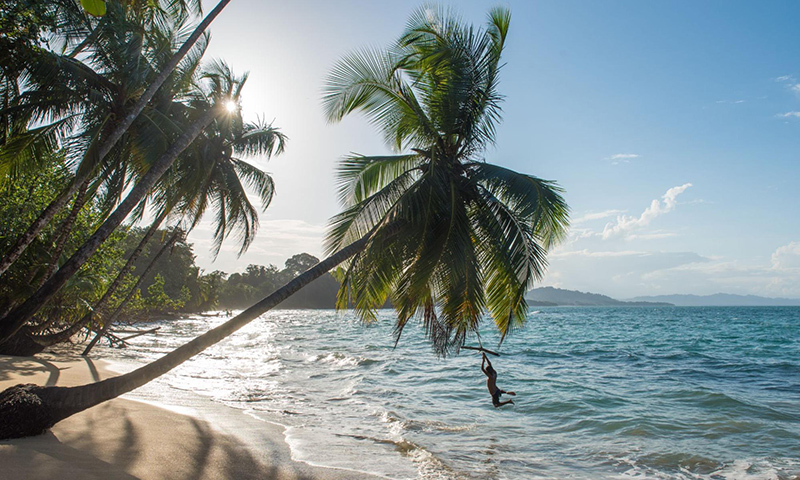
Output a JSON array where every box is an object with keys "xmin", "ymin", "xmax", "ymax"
[{"xmin": 0, "ymin": 354, "xmax": 384, "ymax": 480}]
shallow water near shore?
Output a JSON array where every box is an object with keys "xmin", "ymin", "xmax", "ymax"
[{"xmin": 96, "ymin": 306, "xmax": 800, "ymax": 479}]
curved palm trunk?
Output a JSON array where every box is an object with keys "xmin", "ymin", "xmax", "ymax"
[
  {"xmin": 0, "ymin": 106, "xmax": 220, "ymax": 344},
  {"xmin": 82, "ymin": 226, "xmax": 179, "ymax": 356},
  {"xmin": 0, "ymin": 0, "xmax": 231, "ymax": 278},
  {"xmin": 0, "ymin": 234, "xmax": 370, "ymax": 439}
]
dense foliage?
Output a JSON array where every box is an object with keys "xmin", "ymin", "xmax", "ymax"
[
  {"xmin": 0, "ymin": 0, "xmax": 284, "ymax": 353},
  {"xmin": 323, "ymin": 6, "xmax": 569, "ymax": 355}
]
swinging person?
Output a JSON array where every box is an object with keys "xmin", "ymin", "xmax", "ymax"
[{"xmin": 481, "ymin": 353, "xmax": 516, "ymax": 407}]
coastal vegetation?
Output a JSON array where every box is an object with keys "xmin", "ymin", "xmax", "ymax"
[
  {"xmin": 0, "ymin": 0, "xmax": 283, "ymax": 355},
  {"xmin": 0, "ymin": 3, "xmax": 569, "ymax": 440}
]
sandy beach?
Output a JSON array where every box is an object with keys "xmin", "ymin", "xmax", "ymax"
[{"xmin": 0, "ymin": 354, "xmax": 381, "ymax": 480}]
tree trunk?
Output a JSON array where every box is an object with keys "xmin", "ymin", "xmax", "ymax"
[
  {"xmin": 35, "ymin": 181, "xmax": 91, "ymax": 287},
  {"xmin": 0, "ymin": 181, "xmax": 82, "ymax": 278},
  {"xmin": 0, "ymin": 330, "xmax": 44, "ymax": 357},
  {"xmin": 82, "ymin": 227, "xmax": 180, "ymax": 356},
  {"xmin": 0, "ymin": 105, "xmax": 221, "ymax": 344},
  {"xmin": 0, "ymin": 0, "xmax": 231, "ymax": 278},
  {"xmin": 0, "ymin": 234, "xmax": 370, "ymax": 439},
  {"xmin": 75, "ymin": 210, "xmax": 169, "ymax": 348}
]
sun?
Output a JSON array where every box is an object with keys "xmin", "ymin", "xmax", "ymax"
[{"xmin": 224, "ymin": 100, "xmax": 237, "ymax": 113}]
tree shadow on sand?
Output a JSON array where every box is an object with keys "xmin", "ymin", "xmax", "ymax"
[
  {"xmin": 0, "ymin": 356, "xmax": 61, "ymax": 386},
  {"xmin": 0, "ymin": 398, "xmax": 328, "ymax": 480}
]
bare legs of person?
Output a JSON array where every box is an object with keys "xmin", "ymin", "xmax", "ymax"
[{"xmin": 492, "ymin": 389, "xmax": 516, "ymax": 407}]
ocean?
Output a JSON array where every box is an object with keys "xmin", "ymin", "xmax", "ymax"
[{"xmin": 96, "ymin": 306, "xmax": 800, "ymax": 479}]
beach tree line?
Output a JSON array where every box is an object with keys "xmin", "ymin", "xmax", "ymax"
[
  {"xmin": 0, "ymin": 2, "xmax": 570, "ymax": 439},
  {"xmin": 0, "ymin": 0, "xmax": 285, "ymax": 355}
]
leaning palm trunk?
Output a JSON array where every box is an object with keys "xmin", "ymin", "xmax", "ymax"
[
  {"xmin": 0, "ymin": 233, "xmax": 371, "ymax": 439},
  {"xmin": 0, "ymin": 105, "xmax": 221, "ymax": 345},
  {"xmin": 0, "ymin": 0, "xmax": 232, "ymax": 278},
  {"xmin": 36, "ymin": 181, "xmax": 91, "ymax": 287},
  {"xmin": 78, "ymin": 210, "xmax": 170, "ymax": 337},
  {"xmin": 0, "ymin": 176, "xmax": 91, "ymax": 278},
  {"xmin": 82, "ymin": 225, "xmax": 179, "ymax": 356}
]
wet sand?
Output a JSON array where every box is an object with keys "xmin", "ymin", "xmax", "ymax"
[{"xmin": 0, "ymin": 355, "xmax": 382, "ymax": 480}]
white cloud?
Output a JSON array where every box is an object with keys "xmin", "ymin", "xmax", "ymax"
[
  {"xmin": 626, "ymin": 232, "xmax": 678, "ymax": 241},
  {"xmin": 188, "ymin": 218, "xmax": 326, "ymax": 273},
  {"xmin": 780, "ymin": 111, "xmax": 800, "ymax": 118},
  {"xmin": 542, "ymin": 242, "xmax": 800, "ymax": 299},
  {"xmin": 572, "ymin": 209, "xmax": 627, "ymax": 224},
  {"xmin": 633, "ymin": 246, "xmax": 800, "ymax": 298},
  {"xmin": 771, "ymin": 241, "xmax": 800, "ymax": 270},
  {"xmin": 601, "ymin": 183, "xmax": 692, "ymax": 240},
  {"xmin": 540, "ymin": 249, "xmax": 712, "ymax": 298},
  {"xmin": 775, "ymin": 75, "xmax": 793, "ymax": 82},
  {"xmin": 607, "ymin": 153, "xmax": 640, "ymax": 165},
  {"xmin": 550, "ymin": 249, "xmax": 649, "ymax": 258}
]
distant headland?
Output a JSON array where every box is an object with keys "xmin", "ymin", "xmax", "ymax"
[{"xmin": 526, "ymin": 287, "xmax": 800, "ymax": 307}]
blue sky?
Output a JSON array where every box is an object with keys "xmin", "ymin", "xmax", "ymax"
[{"xmin": 187, "ymin": 0, "xmax": 800, "ymax": 299}]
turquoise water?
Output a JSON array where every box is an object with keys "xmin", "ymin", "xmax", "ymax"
[{"xmin": 101, "ymin": 307, "xmax": 800, "ymax": 479}]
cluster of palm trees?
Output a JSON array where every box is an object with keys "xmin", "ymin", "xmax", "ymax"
[
  {"xmin": 0, "ymin": 0, "xmax": 285, "ymax": 355},
  {"xmin": 0, "ymin": 3, "xmax": 570, "ymax": 439}
]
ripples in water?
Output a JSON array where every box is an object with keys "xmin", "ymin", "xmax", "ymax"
[{"xmin": 96, "ymin": 306, "xmax": 800, "ymax": 479}]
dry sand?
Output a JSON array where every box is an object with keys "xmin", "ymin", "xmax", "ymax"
[{"xmin": 0, "ymin": 355, "xmax": 382, "ymax": 480}]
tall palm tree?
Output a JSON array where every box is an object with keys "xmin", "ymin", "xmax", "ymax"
[
  {"xmin": 0, "ymin": 6, "xmax": 569, "ymax": 440},
  {"xmin": 0, "ymin": 61, "xmax": 247, "ymax": 344},
  {"xmin": 79, "ymin": 65, "xmax": 286, "ymax": 355},
  {"xmin": 0, "ymin": 0, "xmax": 231, "ymax": 277},
  {"xmin": 0, "ymin": 13, "xmax": 216, "ymax": 350},
  {"xmin": 4, "ymin": 62, "xmax": 286, "ymax": 356},
  {"xmin": 322, "ymin": 6, "xmax": 569, "ymax": 354},
  {"xmin": 165, "ymin": 60, "xmax": 287, "ymax": 257}
]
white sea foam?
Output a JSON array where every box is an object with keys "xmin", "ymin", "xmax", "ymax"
[{"xmin": 95, "ymin": 307, "xmax": 800, "ymax": 479}]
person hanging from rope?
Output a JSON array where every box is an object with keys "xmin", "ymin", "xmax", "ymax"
[{"xmin": 481, "ymin": 352, "xmax": 516, "ymax": 407}]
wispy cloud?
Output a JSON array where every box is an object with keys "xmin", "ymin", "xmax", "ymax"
[
  {"xmin": 779, "ymin": 111, "xmax": 800, "ymax": 118},
  {"xmin": 572, "ymin": 209, "xmax": 627, "ymax": 224},
  {"xmin": 627, "ymin": 232, "xmax": 678, "ymax": 240},
  {"xmin": 715, "ymin": 99, "xmax": 746, "ymax": 104},
  {"xmin": 634, "ymin": 243, "xmax": 800, "ymax": 298},
  {"xmin": 602, "ymin": 183, "xmax": 692, "ymax": 240},
  {"xmin": 775, "ymin": 75, "xmax": 794, "ymax": 82},
  {"xmin": 607, "ymin": 153, "xmax": 640, "ymax": 165},
  {"xmin": 550, "ymin": 249, "xmax": 650, "ymax": 258}
]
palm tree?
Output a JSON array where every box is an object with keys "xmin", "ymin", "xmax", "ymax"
[
  {"xmin": 0, "ymin": 1, "xmax": 192, "ymax": 293},
  {"xmin": 0, "ymin": 6, "xmax": 569, "ymax": 439},
  {"xmin": 79, "ymin": 65, "xmax": 286, "ymax": 355},
  {"xmin": 165, "ymin": 60, "xmax": 287, "ymax": 257},
  {"xmin": 1, "ymin": 61, "xmax": 286, "ymax": 356},
  {"xmin": 321, "ymin": 6, "xmax": 570, "ymax": 354},
  {"xmin": 0, "ymin": 0, "xmax": 231, "ymax": 277},
  {"xmin": 0, "ymin": 12, "xmax": 217, "ymax": 350},
  {"xmin": 0, "ymin": 61, "xmax": 247, "ymax": 344}
]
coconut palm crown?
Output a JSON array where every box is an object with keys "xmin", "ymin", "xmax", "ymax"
[
  {"xmin": 323, "ymin": 6, "xmax": 570, "ymax": 356},
  {"xmin": 150, "ymin": 60, "xmax": 286, "ymax": 258}
]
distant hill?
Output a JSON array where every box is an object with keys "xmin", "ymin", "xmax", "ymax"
[
  {"xmin": 526, "ymin": 287, "xmax": 672, "ymax": 307},
  {"xmin": 628, "ymin": 293, "xmax": 800, "ymax": 307}
]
